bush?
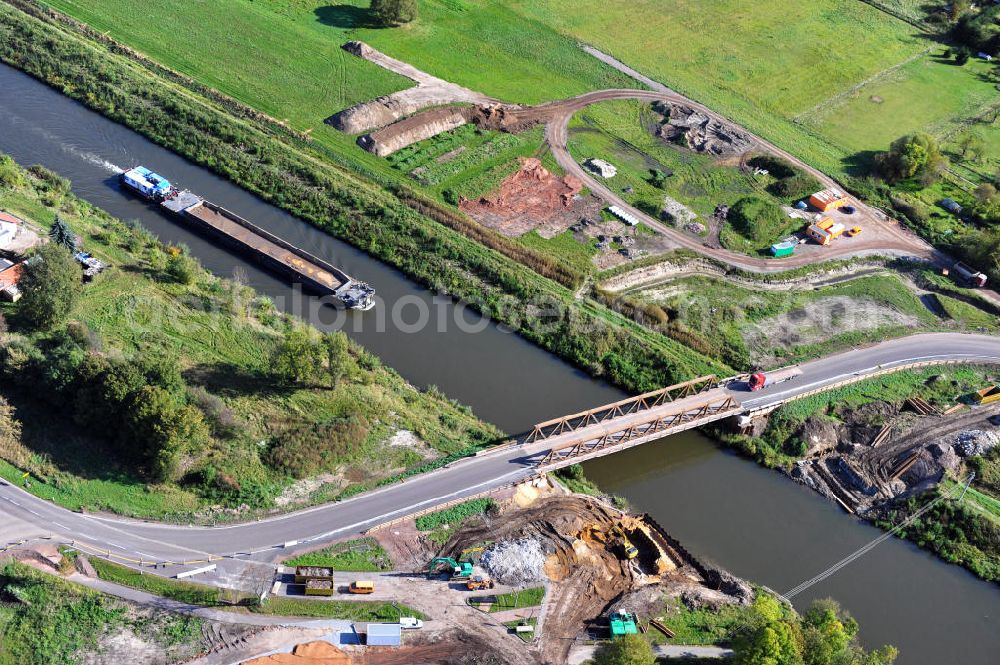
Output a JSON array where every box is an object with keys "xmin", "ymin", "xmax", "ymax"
[
  {"xmin": 727, "ymin": 196, "xmax": 788, "ymax": 244},
  {"xmin": 769, "ymin": 172, "xmax": 821, "ymax": 200},
  {"xmin": 415, "ymin": 497, "xmax": 495, "ymax": 531},
  {"xmin": 266, "ymin": 415, "xmax": 371, "ymax": 478}
]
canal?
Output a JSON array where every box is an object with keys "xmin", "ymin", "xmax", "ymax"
[{"xmin": 1, "ymin": 63, "xmax": 998, "ymax": 663}]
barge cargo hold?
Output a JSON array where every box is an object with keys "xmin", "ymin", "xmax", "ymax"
[{"xmin": 121, "ymin": 168, "xmax": 374, "ymax": 310}]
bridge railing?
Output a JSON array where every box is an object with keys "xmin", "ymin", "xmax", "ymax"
[
  {"xmin": 535, "ymin": 394, "xmax": 740, "ymax": 466},
  {"xmin": 524, "ymin": 375, "xmax": 718, "ymax": 442}
]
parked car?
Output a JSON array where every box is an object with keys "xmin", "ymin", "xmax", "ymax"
[
  {"xmin": 400, "ymin": 617, "xmax": 424, "ymax": 630},
  {"xmin": 847, "ymin": 226, "xmax": 862, "ymax": 237},
  {"xmin": 842, "ymin": 205, "xmax": 856, "ymax": 214},
  {"xmin": 987, "ymin": 414, "xmax": 1000, "ymax": 427}
]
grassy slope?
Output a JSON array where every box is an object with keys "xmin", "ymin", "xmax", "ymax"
[
  {"xmin": 0, "ymin": 164, "xmax": 499, "ymax": 518},
  {"xmin": 633, "ymin": 274, "xmax": 940, "ymax": 369},
  {"xmin": 0, "ymin": 560, "xmax": 205, "ymax": 665}
]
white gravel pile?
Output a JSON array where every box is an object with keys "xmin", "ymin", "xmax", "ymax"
[
  {"xmin": 955, "ymin": 430, "xmax": 1000, "ymax": 457},
  {"xmin": 481, "ymin": 538, "xmax": 546, "ymax": 586}
]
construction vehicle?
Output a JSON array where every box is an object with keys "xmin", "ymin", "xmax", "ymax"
[
  {"xmin": 294, "ymin": 566, "xmax": 333, "ymax": 583},
  {"xmin": 348, "ymin": 580, "xmax": 375, "ymax": 594},
  {"xmin": 613, "ymin": 526, "xmax": 639, "ymax": 560},
  {"xmin": 847, "ymin": 225, "xmax": 862, "ymax": 237},
  {"xmin": 945, "ymin": 262, "xmax": 988, "ymax": 288},
  {"xmin": 466, "ymin": 575, "xmax": 495, "ymax": 591},
  {"xmin": 974, "ymin": 386, "xmax": 1000, "ymax": 405},
  {"xmin": 609, "ymin": 610, "xmax": 638, "ymax": 639},
  {"xmin": 427, "ymin": 557, "xmax": 474, "ymax": 580},
  {"xmin": 747, "ymin": 366, "xmax": 802, "ymax": 392}
]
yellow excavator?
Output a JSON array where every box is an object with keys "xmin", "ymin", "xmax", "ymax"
[{"xmin": 614, "ymin": 525, "xmax": 639, "ymax": 560}]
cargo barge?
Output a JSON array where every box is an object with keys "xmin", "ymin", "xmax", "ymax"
[{"xmin": 120, "ymin": 167, "xmax": 374, "ymax": 310}]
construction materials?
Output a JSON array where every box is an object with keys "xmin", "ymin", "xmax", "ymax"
[
  {"xmin": 608, "ymin": 205, "xmax": 639, "ymax": 226},
  {"xmin": 943, "ymin": 404, "xmax": 967, "ymax": 416},
  {"xmin": 480, "ymin": 538, "xmax": 545, "ymax": 586},
  {"xmin": 770, "ymin": 241, "xmax": 795, "ymax": 257},
  {"xmin": 888, "ymin": 451, "xmax": 921, "ymax": 481},
  {"xmin": 870, "ymin": 423, "xmax": 892, "ymax": 448},
  {"xmin": 947, "ymin": 262, "xmax": 988, "ymax": 288},
  {"xmin": 294, "ymin": 566, "xmax": 333, "ymax": 583},
  {"xmin": 305, "ymin": 579, "xmax": 334, "ymax": 596},
  {"xmin": 648, "ymin": 619, "xmax": 675, "ymax": 639},
  {"xmin": 974, "ymin": 386, "xmax": 1000, "ymax": 405},
  {"xmin": 747, "ymin": 366, "xmax": 802, "ymax": 391},
  {"xmin": 906, "ymin": 396, "xmax": 938, "ymax": 416},
  {"xmin": 609, "ymin": 610, "xmax": 638, "ymax": 639},
  {"xmin": 349, "ymin": 580, "xmax": 375, "ymax": 594}
]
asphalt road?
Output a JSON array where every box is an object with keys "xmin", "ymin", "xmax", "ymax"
[{"xmin": 2, "ymin": 333, "xmax": 1000, "ymax": 579}]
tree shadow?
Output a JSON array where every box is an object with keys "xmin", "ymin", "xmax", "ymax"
[
  {"xmin": 4, "ymin": 388, "xmax": 142, "ymax": 483},
  {"xmin": 841, "ymin": 150, "xmax": 881, "ymax": 178},
  {"xmin": 184, "ymin": 362, "xmax": 290, "ymax": 398},
  {"xmin": 314, "ymin": 4, "xmax": 379, "ymax": 29}
]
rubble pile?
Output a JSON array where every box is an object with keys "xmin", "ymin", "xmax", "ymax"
[
  {"xmin": 651, "ymin": 101, "xmax": 754, "ymax": 156},
  {"xmin": 481, "ymin": 537, "xmax": 546, "ymax": 586},
  {"xmin": 955, "ymin": 430, "xmax": 1000, "ymax": 457}
]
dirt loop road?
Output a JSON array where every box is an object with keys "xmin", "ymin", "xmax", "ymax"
[{"xmin": 535, "ymin": 88, "xmax": 941, "ymax": 273}]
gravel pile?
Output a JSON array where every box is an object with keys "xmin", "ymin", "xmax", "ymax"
[
  {"xmin": 955, "ymin": 430, "xmax": 1000, "ymax": 457},
  {"xmin": 481, "ymin": 538, "xmax": 545, "ymax": 586}
]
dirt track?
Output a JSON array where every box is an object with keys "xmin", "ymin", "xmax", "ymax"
[{"xmin": 541, "ymin": 89, "xmax": 939, "ymax": 271}]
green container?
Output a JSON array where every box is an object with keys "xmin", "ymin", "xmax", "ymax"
[{"xmin": 771, "ymin": 242, "xmax": 795, "ymax": 257}]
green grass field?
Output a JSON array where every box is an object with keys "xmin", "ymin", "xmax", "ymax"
[{"xmin": 805, "ymin": 55, "xmax": 1000, "ymax": 162}]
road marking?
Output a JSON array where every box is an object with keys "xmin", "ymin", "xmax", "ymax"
[{"xmin": 52, "ymin": 522, "xmax": 68, "ymax": 531}]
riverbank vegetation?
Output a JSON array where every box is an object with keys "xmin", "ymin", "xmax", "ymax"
[
  {"xmin": 0, "ymin": 0, "xmax": 724, "ymax": 397},
  {"xmin": 651, "ymin": 592, "xmax": 897, "ymax": 665},
  {"xmin": 0, "ymin": 560, "xmax": 206, "ymax": 665},
  {"xmin": 0, "ymin": 156, "xmax": 498, "ymax": 519}
]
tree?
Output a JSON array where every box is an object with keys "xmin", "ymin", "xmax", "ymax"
[
  {"xmin": 371, "ymin": 0, "xmax": 417, "ymax": 26},
  {"xmin": 974, "ymin": 183, "xmax": 998, "ymax": 203},
  {"xmin": 593, "ymin": 634, "xmax": 655, "ymax": 665},
  {"xmin": 874, "ymin": 133, "xmax": 949, "ymax": 185},
  {"xmin": 734, "ymin": 620, "xmax": 801, "ymax": 665},
  {"xmin": 48, "ymin": 216, "xmax": 76, "ymax": 251},
  {"xmin": 272, "ymin": 327, "xmax": 324, "ymax": 386},
  {"xmin": 727, "ymin": 195, "xmax": 788, "ymax": 243},
  {"xmin": 321, "ymin": 331, "xmax": 349, "ymax": 387},
  {"xmin": 18, "ymin": 243, "xmax": 82, "ymax": 330},
  {"xmin": 956, "ymin": 131, "xmax": 986, "ymax": 163},
  {"xmin": 123, "ymin": 385, "xmax": 209, "ymax": 481},
  {"xmin": 166, "ymin": 245, "xmax": 198, "ymax": 285}
]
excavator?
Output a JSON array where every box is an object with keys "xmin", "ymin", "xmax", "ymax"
[
  {"xmin": 426, "ymin": 557, "xmax": 474, "ymax": 580},
  {"xmin": 613, "ymin": 526, "xmax": 639, "ymax": 560}
]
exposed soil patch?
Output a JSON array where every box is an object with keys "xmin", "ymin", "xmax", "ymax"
[
  {"xmin": 744, "ymin": 295, "xmax": 924, "ymax": 364},
  {"xmin": 327, "ymin": 42, "xmax": 496, "ymax": 135},
  {"xmin": 459, "ymin": 157, "xmax": 597, "ymax": 237},
  {"xmin": 789, "ymin": 400, "xmax": 1000, "ymax": 515}
]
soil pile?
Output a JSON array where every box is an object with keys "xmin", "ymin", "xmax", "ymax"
[{"xmin": 459, "ymin": 158, "xmax": 593, "ymax": 237}]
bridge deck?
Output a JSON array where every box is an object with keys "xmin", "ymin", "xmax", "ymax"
[{"xmin": 529, "ymin": 387, "xmax": 743, "ymax": 467}]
